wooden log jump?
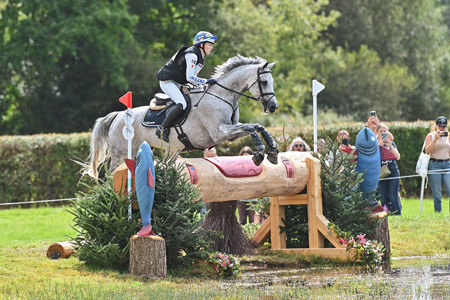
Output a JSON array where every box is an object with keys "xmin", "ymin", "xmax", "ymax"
[{"xmin": 113, "ymin": 152, "xmax": 352, "ymax": 260}]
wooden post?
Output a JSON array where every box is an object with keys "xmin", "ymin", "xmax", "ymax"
[
  {"xmin": 270, "ymin": 196, "xmax": 286, "ymax": 249},
  {"xmin": 307, "ymin": 158, "xmax": 324, "ymax": 248},
  {"xmin": 129, "ymin": 235, "xmax": 167, "ymax": 278}
]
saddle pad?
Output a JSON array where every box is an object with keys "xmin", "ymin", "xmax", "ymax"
[
  {"xmin": 202, "ymin": 156, "xmax": 263, "ymax": 178},
  {"xmin": 142, "ymin": 107, "xmax": 167, "ymax": 127},
  {"xmin": 142, "ymin": 94, "xmax": 191, "ymax": 128}
]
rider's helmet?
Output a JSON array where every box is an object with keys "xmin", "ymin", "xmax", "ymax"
[{"xmin": 193, "ymin": 31, "xmax": 217, "ymax": 46}]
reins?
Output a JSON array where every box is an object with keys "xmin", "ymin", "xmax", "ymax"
[{"xmin": 193, "ymin": 68, "xmax": 276, "ymax": 117}]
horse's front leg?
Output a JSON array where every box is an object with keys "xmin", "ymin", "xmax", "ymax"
[
  {"xmin": 254, "ymin": 124, "xmax": 278, "ymax": 164},
  {"xmin": 212, "ymin": 123, "xmax": 265, "ymax": 165}
]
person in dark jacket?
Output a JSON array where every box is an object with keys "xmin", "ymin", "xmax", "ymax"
[{"xmin": 155, "ymin": 31, "xmax": 217, "ymax": 142}]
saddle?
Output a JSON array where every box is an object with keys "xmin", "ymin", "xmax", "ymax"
[
  {"xmin": 142, "ymin": 90, "xmax": 205, "ymax": 151},
  {"xmin": 142, "ymin": 93, "xmax": 191, "ymax": 128}
]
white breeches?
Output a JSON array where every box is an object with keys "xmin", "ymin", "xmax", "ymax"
[{"xmin": 159, "ymin": 81, "xmax": 187, "ymax": 110}]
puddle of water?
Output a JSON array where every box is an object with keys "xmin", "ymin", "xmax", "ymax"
[{"xmin": 223, "ymin": 255, "xmax": 450, "ymax": 299}]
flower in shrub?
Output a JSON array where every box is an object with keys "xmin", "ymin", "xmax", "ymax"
[
  {"xmin": 207, "ymin": 252, "xmax": 242, "ymax": 278},
  {"xmin": 329, "ymin": 223, "xmax": 384, "ymax": 269}
]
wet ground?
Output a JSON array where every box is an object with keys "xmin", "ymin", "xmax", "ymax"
[{"xmin": 230, "ymin": 255, "xmax": 450, "ymax": 299}]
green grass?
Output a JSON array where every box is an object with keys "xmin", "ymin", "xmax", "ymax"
[
  {"xmin": 0, "ymin": 206, "xmax": 76, "ymax": 247},
  {"xmin": 0, "ymin": 202, "xmax": 449, "ymax": 299},
  {"xmin": 389, "ymin": 198, "xmax": 450, "ymax": 257}
]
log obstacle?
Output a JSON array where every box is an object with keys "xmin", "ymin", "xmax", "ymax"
[
  {"xmin": 47, "ymin": 241, "xmax": 76, "ymax": 259},
  {"xmin": 177, "ymin": 151, "xmax": 309, "ymax": 202},
  {"xmin": 113, "ymin": 151, "xmax": 351, "ymax": 260},
  {"xmin": 179, "ymin": 152, "xmax": 350, "ymax": 259}
]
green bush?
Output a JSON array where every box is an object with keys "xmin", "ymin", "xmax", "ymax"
[
  {"xmin": 69, "ymin": 151, "xmax": 214, "ymax": 272},
  {"xmin": 153, "ymin": 151, "xmax": 215, "ymax": 268},
  {"xmin": 0, "ymin": 133, "xmax": 90, "ymax": 203},
  {"xmin": 69, "ymin": 177, "xmax": 140, "ymax": 272}
]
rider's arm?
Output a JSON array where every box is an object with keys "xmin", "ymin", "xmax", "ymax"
[{"xmin": 185, "ymin": 53, "xmax": 207, "ymax": 85}]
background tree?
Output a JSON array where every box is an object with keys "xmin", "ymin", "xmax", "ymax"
[
  {"xmin": 0, "ymin": 0, "xmax": 139, "ymax": 133},
  {"xmin": 0, "ymin": 0, "xmax": 449, "ymax": 134},
  {"xmin": 325, "ymin": 0, "xmax": 450, "ymax": 120}
]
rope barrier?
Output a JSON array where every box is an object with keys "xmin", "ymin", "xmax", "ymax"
[
  {"xmin": 0, "ymin": 198, "xmax": 77, "ymax": 207},
  {"xmin": 379, "ymin": 169, "xmax": 450, "ymax": 181}
]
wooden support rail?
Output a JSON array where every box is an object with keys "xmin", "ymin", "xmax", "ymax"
[{"xmin": 251, "ymin": 157, "xmax": 353, "ymax": 260}]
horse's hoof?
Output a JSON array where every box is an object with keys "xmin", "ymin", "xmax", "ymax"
[
  {"xmin": 252, "ymin": 152, "xmax": 264, "ymax": 166},
  {"xmin": 267, "ymin": 154, "xmax": 278, "ymax": 165}
]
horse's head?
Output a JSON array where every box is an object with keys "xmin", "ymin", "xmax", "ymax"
[{"xmin": 248, "ymin": 61, "xmax": 278, "ymax": 113}]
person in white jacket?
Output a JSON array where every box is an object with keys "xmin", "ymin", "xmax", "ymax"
[{"xmin": 155, "ymin": 31, "xmax": 217, "ymax": 142}]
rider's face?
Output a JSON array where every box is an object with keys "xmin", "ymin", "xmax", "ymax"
[{"xmin": 204, "ymin": 42, "xmax": 214, "ymax": 55}]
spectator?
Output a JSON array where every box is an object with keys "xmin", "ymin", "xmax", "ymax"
[
  {"xmin": 288, "ymin": 137, "xmax": 310, "ymax": 152},
  {"xmin": 424, "ymin": 116, "xmax": 450, "ymax": 213},
  {"xmin": 377, "ymin": 123, "xmax": 402, "ymax": 215},
  {"xmin": 237, "ymin": 146, "xmax": 256, "ymax": 225},
  {"xmin": 337, "ymin": 130, "xmax": 353, "ymax": 148}
]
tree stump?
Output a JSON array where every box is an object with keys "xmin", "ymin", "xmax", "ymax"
[
  {"xmin": 129, "ymin": 235, "xmax": 167, "ymax": 278},
  {"xmin": 374, "ymin": 217, "xmax": 390, "ymax": 261}
]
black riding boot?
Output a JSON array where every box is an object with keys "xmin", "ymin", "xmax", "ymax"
[{"xmin": 156, "ymin": 104, "xmax": 184, "ymax": 142}]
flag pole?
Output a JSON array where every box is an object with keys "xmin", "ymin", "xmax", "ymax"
[{"xmin": 312, "ymin": 80, "xmax": 325, "ymax": 152}]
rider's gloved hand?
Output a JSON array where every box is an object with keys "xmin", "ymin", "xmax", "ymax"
[{"xmin": 206, "ymin": 78, "xmax": 217, "ymax": 85}]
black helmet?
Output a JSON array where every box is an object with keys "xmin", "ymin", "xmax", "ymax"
[{"xmin": 436, "ymin": 116, "xmax": 447, "ymax": 126}]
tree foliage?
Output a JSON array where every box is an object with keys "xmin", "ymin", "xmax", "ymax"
[{"xmin": 0, "ymin": 0, "xmax": 449, "ymax": 133}]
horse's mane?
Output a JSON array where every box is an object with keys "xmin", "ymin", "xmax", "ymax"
[{"xmin": 212, "ymin": 55, "xmax": 266, "ymax": 79}]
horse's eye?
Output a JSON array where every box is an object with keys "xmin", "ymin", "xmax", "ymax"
[{"xmin": 261, "ymin": 81, "xmax": 268, "ymax": 86}]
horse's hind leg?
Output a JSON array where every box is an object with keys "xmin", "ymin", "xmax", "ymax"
[{"xmin": 254, "ymin": 125, "xmax": 278, "ymax": 164}]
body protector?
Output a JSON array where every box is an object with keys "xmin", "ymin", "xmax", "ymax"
[{"xmin": 156, "ymin": 45, "xmax": 206, "ymax": 85}]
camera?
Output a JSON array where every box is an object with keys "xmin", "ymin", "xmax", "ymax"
[
  {"xmin": 370, "ymin": 111, "xmax": 376, "ymax": 117},
  {"xmin": 381, "ymin": 132, "xmax": 387, "ymax": 139},
  {"xmin": 442, "ymin": 131, "xmax": 448, "ymax": 137},
  {"xmin": 342, "ymin": 138, "xmax": 350, "ymax": 146}
]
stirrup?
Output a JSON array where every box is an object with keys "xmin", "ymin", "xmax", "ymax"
[{"xmin": 155, "ymin": 127, "xmax": 162, "ymax": 139}]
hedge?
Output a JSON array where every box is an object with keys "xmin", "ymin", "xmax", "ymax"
[
  {"xmin": 0, "ymin": 121, "xmax": 433, "ymax": 204},
  {"xmin": 0, "ymin": 133, "xmax": 90, "ymax": 204}
]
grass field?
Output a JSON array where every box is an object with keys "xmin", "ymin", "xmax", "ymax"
[{"xmin": 0, "ymin": 199, "xmax": 448, "ymax": 299}]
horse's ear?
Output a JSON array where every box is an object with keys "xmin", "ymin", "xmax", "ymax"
[
  {"xmin": 262, "ymin": 61, "xmax": 268, "ymax": 69},
  {"xmin": 267, "ymin": 62, "xmax": 276, "ymax": 69}
]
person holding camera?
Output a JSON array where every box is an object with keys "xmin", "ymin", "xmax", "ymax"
[
  {"xmin": 377, "ymin": 123, "xmax": 402, "ymax": 215},
  {"xmin": 424, "ymin": 116, "xmax": 450, "ymax": 213}
]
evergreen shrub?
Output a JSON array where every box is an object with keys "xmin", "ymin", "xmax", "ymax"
[
  {"xmin": 69, "ymin": 177, "xmax": 140, "ymax": 272},
  {"xmin": 69, "ymin": 151, "xmax": 214, "ymax": 271}
]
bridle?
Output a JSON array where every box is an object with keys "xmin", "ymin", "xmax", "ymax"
[{"xmin": 193, "ymin": 67, "xmax": 276, "ymax": 114}]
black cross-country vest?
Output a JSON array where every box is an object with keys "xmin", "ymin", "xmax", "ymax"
[{"xmin": 155, "ymin": 46, "xmax": 204, "ymax": 85}]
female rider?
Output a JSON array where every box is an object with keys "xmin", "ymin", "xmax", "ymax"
[{"xmin": 155, "ymin": 31, "xmax": 217, "ymax": 142}]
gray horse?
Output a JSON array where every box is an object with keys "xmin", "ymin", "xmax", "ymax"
[{"xmin": 84, "ymin": 55, "xmax": 279, "ymax": 179}]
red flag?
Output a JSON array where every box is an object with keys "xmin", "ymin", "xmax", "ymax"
[{"xmin": 119, "ymin": 92, "xmax": 132, "ymax": 108}]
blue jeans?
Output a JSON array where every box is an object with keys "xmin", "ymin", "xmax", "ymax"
[
  {"xmin": 378, "ymin": 161, "xmax": 401, "ymax": 215},
  {"xmin": 428, "ymin": 160, "xmax": 450, "ymax": 212}
]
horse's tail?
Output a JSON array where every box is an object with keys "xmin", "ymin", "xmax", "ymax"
[{"xmin": 82, "ymin": 111, "xmax": 119, "ymax": 180}]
